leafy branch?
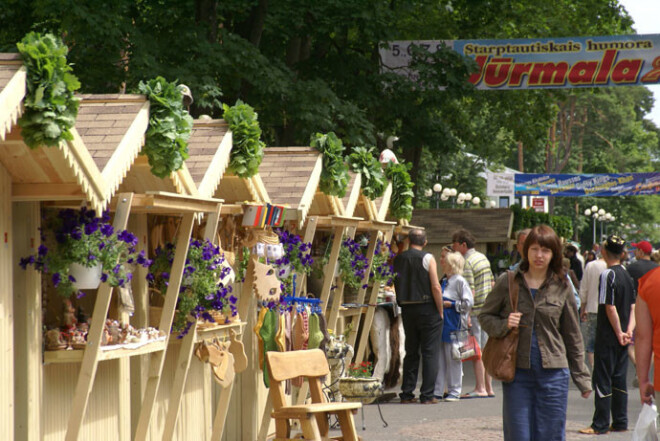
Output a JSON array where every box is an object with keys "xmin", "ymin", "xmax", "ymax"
[
  {"xmin": 311, "ymin": 132, "xmax": 349, "ymax": 197},
  {"xmin": 137, "ymin": 77, "xmax": 194, "ymax": 178},
  {"xmin": 224, "ymin": 100, "xmax": 265, "ymax": 178},
  {"xmin": 385, "ymin": 161, "xmax": 414, "ymax": 221},
  {"xmin": 17, "ymin": 32, "xmax": 81, "ymax": 149},
  {"xmin": 347, "ymin": 146, "xmax": 386, "ymax": 200}
]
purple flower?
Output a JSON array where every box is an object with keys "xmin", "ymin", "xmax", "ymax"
[
  {"xmin": 98, "ymin": 242, "xmax": 106, "ymax": 251},
  {"xmin": 146, "ymin": 273, "xmax": 155, "ymax": 282},
  {"xmin": 19, "ymin": 256, "xmax": 35, "ymax": 270},
  {"xmin": 52, "ymin": 273, "xmax": 61, "ymax": 287},
  {"xmin": 38, "ymin": 244, "xmax": 48, "ymax": 257},
  {"xmin": 161, "ymin": 272, "xmax": 170, "ymax": 279},
  {"xmin": 118, "ymin": 230, "xmax": 138, "ymax": 246},
  {"xmin": 68, "ymin": 275, "xmax": 77, "ymax": 282},
  {"xmin": 113, "ymin": 264, "xmax": 121, "ymax": 274},
  {"xmin": 84, "ymin": 221, "xmax": 99, "ymax": 235},
  {"xmin": 71, "ymin": 229, "xmax": 82, "ymax": 240},
  {"xmin": 100, "ymin": 224, "xmax": 114, "ymax": 237},
  {"xmin": 101, "ymin": 273, "xmax": 108, "ymax": 282},
  {"xmin": 76, "ymin": 291, "xmax": 86, "ymax": 299}
]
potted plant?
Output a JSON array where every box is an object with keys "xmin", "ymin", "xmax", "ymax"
[
  {"xmin": 370, "ymin": 240, "xmax": 397, "ymax": 287},
  {"xmin": 337, "ymin": 236, "xmax": 370, "ymax": 291},
  {"xmin": 19, "ymin": 208, "xmax": 151, "ymax": 298},
  {"xmin": 273, "ymin": 229, "xmax": 314, "ymax": 296},
  {"xmin": 148, "ymin": 238, "xmax": 237, "ymax": 337},
  {"xmin": 338, "ymin": 361, "xmax": 383, "ymax": 404}
]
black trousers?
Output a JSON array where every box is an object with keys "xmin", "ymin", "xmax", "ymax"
[
  {"xmin": 400, "ymin": 303, "xmax": 443, "ymax": 402},
  {"xmin": 591, "ymin": 342, "xmax": 629, "ymax": 432}
]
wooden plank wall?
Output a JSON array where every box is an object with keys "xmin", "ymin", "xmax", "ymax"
[
  {"xmin": 13, "ymin": 202, "xmax": 41, "ymax": 441},
  {"xmin": 43, "ymin": 362, "xmax": 121, "ymax": 440},
  {"xmin": 0, "ymin": 163, "xmax": 14, "ymax": 440}
]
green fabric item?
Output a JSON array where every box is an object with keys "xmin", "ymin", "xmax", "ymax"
[
  {"xmin": 259, "ymin": 309, "xmax": 279, "ymax": 388},
  {"xmin": 307, "ymin": 313, "xmax": 324, "ymax": 350}
]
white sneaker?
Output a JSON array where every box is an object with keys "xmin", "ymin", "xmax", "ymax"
[{"xmin": 444, "ymin": 395, "xmax": 459, "ymax": 402}]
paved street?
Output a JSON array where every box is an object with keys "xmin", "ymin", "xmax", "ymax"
[{"xmin": 336, "ymin": 363, "xmax": 645, "ymax": 440}]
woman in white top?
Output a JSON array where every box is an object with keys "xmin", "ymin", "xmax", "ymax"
[{"xmin": 434, "ymin": 250, "xmax": 473, "ymax": 401}]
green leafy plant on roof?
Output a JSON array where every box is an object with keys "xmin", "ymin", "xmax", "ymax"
[
  {"xmin": 16, "ymin": 32, "xmax": 81, "ymax": 149},
  {"xmin": 137, "ymin": 77, "xmax": 194, "ymax": 178},
  {"xmin": 223, "ymin": 100, "xmax": 265, "ymax": 178},
  {"xmin": 385, "ymin": 161, "xmax": 414, "ymax": 221},
  {"xmin": 311, "ymin": 132, "xmax": 349, "ymax": 197},
  {"xmin": 347, "ymin": 146, "xmax": 386, "ymax": 200},
  {"xmin": 510, "ymin": 204, "xmax": 573, "ymax": 239}
]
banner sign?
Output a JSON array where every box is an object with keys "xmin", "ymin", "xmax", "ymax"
[
  {"xmin": 380, "ymin": 34, "xmax": 660, "ymax": 89},
  {"xmin": 514, "ymin": 173, "xmax": 660, "ymax": 196},
  {"xmin": 486, "ymin": 172, "xmax": 515, "ymax": 196}
]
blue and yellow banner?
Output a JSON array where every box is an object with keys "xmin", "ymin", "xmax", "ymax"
[
  {"xmin": 381, "ymin": 34, "xmax": 660, "ymax": 89},
  {"xmin": 515, "ymin": 173, "xmax": 660, "ymax": 196}
]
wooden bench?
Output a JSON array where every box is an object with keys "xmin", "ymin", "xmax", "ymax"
[{"xmin": 266, "ymin": 349, "xmax": 362, "ymax": 441}]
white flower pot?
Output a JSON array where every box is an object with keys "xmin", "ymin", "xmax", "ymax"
[{"xmin": 69, "ymin": 263, "xmax": 103, "ymax": 290}]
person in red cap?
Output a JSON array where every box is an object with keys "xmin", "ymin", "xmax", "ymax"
[{"xmin": 628, "ymin": 241, "xmax": 658, "ymax": 289}]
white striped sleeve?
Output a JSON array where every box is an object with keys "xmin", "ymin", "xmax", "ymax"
[{"xmin": 598, "ymin": 269, "xmax": 615, "ymax": 305}]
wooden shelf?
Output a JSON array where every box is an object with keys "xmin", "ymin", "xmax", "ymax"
[
  {"xmin": 44, "ymin": 339, "xmax": 167, "ymax": 364},
  {"xmin": 196, "ymin": 321, "xmax": 245, "ymax": 342}
]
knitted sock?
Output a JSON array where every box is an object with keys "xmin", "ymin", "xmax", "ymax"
[
  {"xmin": 307, "ymin": 313, "xmax": 324, "ymax": 350},
  {"xmin": 318, "ymin": 313, "xmax": 331, "ymax": 354},
  {"xmin": 275, "ymin": 312, "xmax": 286, "ymax": 352},
  {"xmin": 259, "ymin": 309, "xmax": 279, "ymax": 388},
  {"xmin": 253, "ymin": 307, "xmax": 268, "ymax": 370},
  {"xmin": 301, "ymin": 310, "xmax": 309, "ymax": 350}
]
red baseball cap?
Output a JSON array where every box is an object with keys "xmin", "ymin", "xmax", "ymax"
[{"xmin": 632, "ymin": 240, "xmax": 653, "ymax": 254}]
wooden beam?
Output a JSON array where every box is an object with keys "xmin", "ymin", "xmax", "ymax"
[
  {"xmin": 109, "ymin": 192, "xmax": 224, "ymax": 214},
  {"xmin": 65, "ymin": 193, "xmax": 134, "ymax": 441},
  {"xmin": 294, "ymin": 216, "xmax": 318, "ymax": 297},
  {"xmin": 326, "ymin": 227, "xmax": 357, "ymax": 331},
  {"xmin": 297, "ymin": 155, "xmax": 323, "ymax": 225},
  {"xmin": 343, "ymin": 173, "xmax": 362, "ymax": 217},
  {"xmin": 12, "ymin": 183, "xmax": 85, "ymax": 200},
  {"xmin": 197, "ymin": 130, "xmax": 232, "ymax": 199},
  {"xmin": 0, "ymin": 65, "xmax": 25, "ymax": 141},
  {"xmin": 13, "ymin": 202, "xmax": 40, "ymax": 441},
  {"xmin": 132, "ymin": 212, "xmax": 195, "ymax": 441},
  {"xmin": 161, "ymin": 202, "xmax": 222, "ymax": 441},
  {"xmin": 377, "ymin": 182, "xmax": 393, "ymax": 221},
  {"xmin": 354, "ymin": 227, "xmax": 395, "ymax": 364}
]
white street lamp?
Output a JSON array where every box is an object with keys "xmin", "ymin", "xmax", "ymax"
[
  {"xmin": 584, "ymin": 209, "xmax": 592, "ymax": 216},
  {"xmin": 433, "ymin": 183, "xmax": 443, "ymax": 193},
  {"xmin": 465, "ymin": 193, "xmax": 472, "ymax": 201},
  {"xmin": 442, "ymin": 188, "xmax": 450, "ymax": 197},
  {"xmin": 591, "ymin": 205, "xmax": 598, "ymax": 212},
  {"xmin": 598, "ymin": 208, "xmax": 605, "ymax": 216},
  {"xmin": 449, "ymin": 188, "xmax": 457, "ymax": 197},
  {"xmin": 489, "ymin": 200, "xmax": 497, "ymax": 208},
  {"xmin": 472, "ymin": 196, "xmax": 480, "ymax": 206},
  {"xmin": 424, "ymin": 188, "xmax": 433, "ymax": 197}
]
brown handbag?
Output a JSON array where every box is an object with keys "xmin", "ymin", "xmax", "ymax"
[{"xmin": 481, "ymin": 270, "xmax": 519, "ymax": 383}]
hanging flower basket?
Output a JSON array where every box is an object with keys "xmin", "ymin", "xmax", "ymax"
[
  {"xmin": 338, "ymin": 377, "xmax": 383, "ymax": 404},
  {"xmin": 68, "ymin": 262, "xmax": 103, "ymax": 290}
]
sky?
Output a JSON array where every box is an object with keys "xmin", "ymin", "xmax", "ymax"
[{"xmin": 618, "ymin": 0, "xmax": 660, "ymax": 127}]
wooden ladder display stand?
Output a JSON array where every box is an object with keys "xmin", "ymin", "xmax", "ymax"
[
  {"xmin": 60, "ymin": 191, "xmax": 224, "ymax": 441},
  {"xmin": 266, "ymin": 349, "xmax": 362, "ymax": 441}
]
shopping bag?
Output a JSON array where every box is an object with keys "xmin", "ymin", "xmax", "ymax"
[
  {"xmin": 632, "ymin": 402, "xmax": 659, "ymax": 441},
  {"xmin": 462, "ymin": 335, "xmax": 481, "ymax": 362},
  {"xmin": 450, "ymin": 329, "xmax": 476, "ymax": 361}
]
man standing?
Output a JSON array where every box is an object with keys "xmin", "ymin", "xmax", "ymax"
[
  {"xmin": 452, "ymin": 229, "xmax": 495, "ymax": 398},
  {"xmin": 580, "ymin": 246, "xmax": 608, "ymax": 369},
  {"xmin": 580, "ymin": 235, "xmax": 636, "ymax": 435},
  {"xmin": 565, "ymin": 244, "xmax": 584, "ymax": 282},
  {"xmin": 394, "ymin": 229, "xmax": 444, "ymax": 404}
]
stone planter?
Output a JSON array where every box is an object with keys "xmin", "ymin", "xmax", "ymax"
[
  {"xmin": 338, "ymin": 377, "xmax": 383, "ymax": 404},
  {"xmin": 69, "ymin": 263, "xmax": 103, "ymax": 290}
]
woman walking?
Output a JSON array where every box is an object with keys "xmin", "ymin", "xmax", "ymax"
[
  {"xmin": 479, "ymin": 225, "xmax": 591, "ymax": 440},
  {"xmin": 434, "ymin": 250, "xmax": 473, "ymax": 401}
]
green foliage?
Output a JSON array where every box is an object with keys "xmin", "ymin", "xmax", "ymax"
[
  {"xmin": 510, "ymin": 205, "xmax": 573, "ymax": 240},
  {"xmin": 16, "ymin": 32, "xmax": 80, "ymax": 149},
  {"xmin": 347, "ymin": 146, "xmax": 386, "ymax": 200},
  {"xmin": 311, "ymin": 132, "xmax": 349, "ymax": 197},
  {"xmin": 385, "ymin": 162, "xmax": 415, "ymax": 221},
  {"xmin": 223, "ymin": 100, "xmax": 265, "ymax": 178},
  {"xmin": 137, "ymin": 77, "xmax": 194, "ymax": 178}
]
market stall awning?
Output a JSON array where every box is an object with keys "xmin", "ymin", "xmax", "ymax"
[
  {"xmin": 339, "ymin": 171, "xmax": 361, "ymax": 217},
  {"xmin": 187, "ymin": 118, "xmax": 232, "ymax": 199},
  {"xmin": 411, "ymin": 208, "xmax": 513, "ymax": 244},
  {"xmin": 0, "ymin": 54, "xmax": 25, "ymax": 140}
]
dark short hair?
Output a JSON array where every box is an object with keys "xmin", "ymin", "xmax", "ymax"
[
  {"xmin": 408, "ymin": 229, "xmax": 427, "ymax": 246},
  {"xmin": 520, "ymin": 224, "xmax": 565, "ymax": 282},
  {"xmin": 451, "ymin": 229, "xmax": 476, "ymax": 249},
  {"xmin": 516, "ymin": 228, "xmax": 531, "ymax": 241}
]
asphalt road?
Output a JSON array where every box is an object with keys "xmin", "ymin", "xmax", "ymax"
[{"xmin": 330, "ymin": 362, "xmax": 647, "ymax": 440}]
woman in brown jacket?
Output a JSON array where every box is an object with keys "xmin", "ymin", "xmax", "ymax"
[{"xmin": 479, "ymin": 225, "xmax": 591, "ymax": 441}]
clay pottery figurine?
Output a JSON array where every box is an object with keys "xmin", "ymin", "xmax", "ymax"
[{"xmin": 45, "ymin": 329, "xmax": 67, "ymax": 350}]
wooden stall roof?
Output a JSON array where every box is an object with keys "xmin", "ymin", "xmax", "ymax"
[
  {"xmin": 411, "ymin": 208, "xmax": 513, "ymax": 244},
  {"xmin": 206, "ymin": 128, "xmax": 269, "ymax": 205},
  {"xmin": 0, "ymin": 54, "xmax": 25, "ymax": 141},
  {"xmin": 260, "ymin": 147, "xmax": 323, "ymax": 223},
  {"xmin": 75, "ymin": 94, "xmax": 149, "ymax": 205},
  {"xmin": 353, "ymin": 180, "xmax": 392, "ymax": 222},
  {"xmin": 339, "ymin": 170, "xmax": 361, "ymax": 217},
  {"xmin": 187, "ymin": 118, "xmax": 232, "ymax": 199}
]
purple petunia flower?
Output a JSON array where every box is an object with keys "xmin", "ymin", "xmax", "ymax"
[
  {"xmin": 52, "ymin": 273, "xmax": 61, "ymax": 287},
  {"xmin": 100, "ymin": 224, "xmax": 114, "ymax": 237},
  {"xmin": 101, "ymin": 273, "xmax": 108, "ymax": 282}
]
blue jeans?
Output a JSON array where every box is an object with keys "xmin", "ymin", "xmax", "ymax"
[{"xmin": 503, "ymin": 334, "xmax": 569, "ymax": 441}]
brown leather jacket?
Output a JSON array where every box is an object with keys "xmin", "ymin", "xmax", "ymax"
[{"xmin": 478, "ymin": 268, "xmax": 591, "ymax": 393}]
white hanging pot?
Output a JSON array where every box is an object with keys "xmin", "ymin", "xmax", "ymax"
[
  {"xmin": 69, "ymin": 263, "xmax": 103, "ymax": 290},
  {"xmin": 338, "ymin": 377, "xmax": 383, "ymax": 404}
]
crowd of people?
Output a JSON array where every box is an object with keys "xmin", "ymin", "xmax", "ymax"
[{"xmin": 392, "ymin": 224, "xmax": 659, "ymax": 439}]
